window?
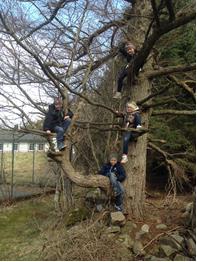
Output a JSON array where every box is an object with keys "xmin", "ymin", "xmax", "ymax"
[
  {"xmin": 0, "ymin": 143, "xmax": 3, "ymax": 151},
  {"xmin": 38, "ymin": 144, "xmax": 44, "ymax": 151},
  {"xmin": 13, "ymin": 143, "xmax": 18, "ymax": 151},
  {"xmin": 29, "ymin": 143, "xmax": 35, "ymax": 151}
]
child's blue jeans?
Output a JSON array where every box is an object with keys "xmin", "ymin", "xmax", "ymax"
[
  {"xmin": 54, "ymin": 118, "xmax": 71, "ymax": 148},
  {"xmin": 107, "ymin": 172, "xmax": 124, "ymax": 208}
]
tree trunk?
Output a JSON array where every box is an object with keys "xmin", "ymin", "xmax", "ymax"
[
  {"xmin": 54, "ymin": 89, "xmax": 74, "ymax": 211},
  {"xmin": 124, "ymin": 76, "xmax": 151, "ymax": 217},
  {"xmin": 124, "ymin": 1, "xmax": 153, "ymax": 217}
]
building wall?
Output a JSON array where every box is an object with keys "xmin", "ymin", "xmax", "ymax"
[
  {"xmin": 3, "ymin": 143, "xmax": 12, "ymax": 152},
  {"xmin": 0, "ymin": 142, "xmax": 48, "ymax": 152}
]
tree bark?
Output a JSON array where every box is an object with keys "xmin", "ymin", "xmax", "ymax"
[
  {"xmin": 124, "ymin": 1, "xmax": 153, "ymax": 218},
  {"xmin": 124, "ymin": 76, "xmax": 151, "ymax": 218}
]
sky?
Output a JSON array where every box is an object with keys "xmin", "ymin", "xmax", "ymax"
[{"xmin": 0, "ymin": 0, "xmax": 130, "ymax": 128}]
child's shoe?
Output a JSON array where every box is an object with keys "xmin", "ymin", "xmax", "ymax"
[
  {"xmin": 121, "ymin": 154, "xmax": 128, "ymax": 164},
  {"xmin": 113, "ymin": 91, "xmax": 122, "ymax": 99},
  {"xmin": 114, "ymin": 204, "xmax": 123, "ymax": 212},
  {"xmin": 58, "ymin": 142, "xmax": 66, "ymax": 151}
]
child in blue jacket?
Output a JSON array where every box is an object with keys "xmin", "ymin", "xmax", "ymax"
[{"xmin": 98, "ymin": 153, "xmax": 126, "ymax": 212}]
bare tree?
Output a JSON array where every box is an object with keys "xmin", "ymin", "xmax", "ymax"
[{"xmin": 0, "ymin": 0, "xmax": 195, "ymax": 217}]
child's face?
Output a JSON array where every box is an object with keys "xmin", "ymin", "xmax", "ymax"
[
  {"xmin": 127, "ymin": 47, "xmax": 135, "ymax": 55},
  {"xmin": 55, "ymin": 102, "xmax": 62, "ymax": 110},
  {"xmin": 126, "ymin": 105, "xmax": 134, "ymax": 113},
  {"xmin": 110, "ymin": 158, "xmax": 117, "ymax": 166}
]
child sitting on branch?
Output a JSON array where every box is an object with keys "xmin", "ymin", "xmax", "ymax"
[
  {"xmin": 43, "ymin": 97, "xmax": 73, "ymax": 151},
  {"xmin": 98, "ymin": 153, "xmax": 126, "ymax": 212},
  {"xmin": 116, "ymin": 101, "xmax": 142, "ymax": 164}
]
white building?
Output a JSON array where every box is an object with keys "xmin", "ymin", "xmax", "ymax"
[{"xmin": 0, "ymin": 129, "xmax": 48, "ymax": 152}]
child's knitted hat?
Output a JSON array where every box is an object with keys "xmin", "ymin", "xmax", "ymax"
[
  {"xmin": 109, "ymin": 153, "xmax": 118, "ymax": 161},
  {"xmin": 127, "ymin": 101, "xmax": 139, "ymax": 110}
]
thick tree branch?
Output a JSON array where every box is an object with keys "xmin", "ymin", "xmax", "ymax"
[
  {"xmin": 141, "ymin": 97, "xmax": 178, "ymax": 110},
  {"xmin": 75, "ymin": 123, "xmax": 148, "ymax": 134},
  {"xmin": 152, "ymin": 109, "xmax": 195, "ymax": 116},
  {"xmin": 146, "ymin": 64, "xmax": 196, "ymax": 78},
  {"xmin": 46, "ymin": 149, "xmax": 111, "ymax": 192},
  {"xmin": 134, "ymin": 9, "xmax": 195, "ymax": 74},
  {"xmin": 61, "ymin": 161, "xmax": 110, "ymax": 192}
]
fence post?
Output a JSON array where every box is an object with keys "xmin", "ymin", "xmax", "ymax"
[
  {"xmin": 32, "ymin": 137, "xmax": 35, "ymax": 184},
  {"xmin": 11, "ymin": 133, "xmax": 15, "ymax": 199}
]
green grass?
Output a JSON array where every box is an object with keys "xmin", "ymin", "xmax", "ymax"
[
  {"xmin": 1, "ymin": 152, "xmax": 50, "ymax": 185},
  {"xmin": 0, "ymin": 196, "xmax": 54, "ymax": 260}
]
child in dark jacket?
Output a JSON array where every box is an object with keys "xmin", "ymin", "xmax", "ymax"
[
  {"xmin": 98, "ymin": 153, "xmax": 126, "ymax": 212},
  {"xmin": 113, "ymin": 42, "xmax": 137, "ymax": 99},
  {"xmin": 43, "ymin": 97, "xmax": 73, "ymax": 151},
  {"xmin": 116, "ymin": 101, "xmax": 142, "ymax": 164}
]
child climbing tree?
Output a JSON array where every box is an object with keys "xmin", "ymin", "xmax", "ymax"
[{"xmin": 0, "ymin": 0, "xmax": 195, "ymax": 218}]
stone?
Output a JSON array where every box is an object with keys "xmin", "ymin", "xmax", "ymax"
[
  {"xmin": 156, "ymin": 224, "xmax": 168, "ymax": 230},
  {"xmin": 141, "ymin": 224, "xmax": 150, "ymax": 233},
  {"xmin": 106, "ymin": 226, "xmax": 121, "ymax": 234},
  {"xmin": 159, "ymin": 244, "xmax": 177, "ymax": 257},
  {"xmin": 121, "ymin": 221, "xmax": 137, "ymax": 234},
  {"xmin": 118, "ymin": 234, "xmax": 134, "ymax": 249},
  {"xmin": 159, "ymin": 233, "xmax": 184, "ymax": 250},
  {"xmin": 185, "ymin": 202, "xmax": 193, "ymax": 212},
  {"xmin": 186, "ymin": 238, "xmax": 196, "ymax": 257},
  {"xmin": 86, "ymin": 188, "xmax": 101, "ymax": 201},
  {"xmin": 135, "ymin": 224, "xmax": 150, "ymax": 240},
  {"xmin": 170, "ymin": 234, "xmax": 185, "ymax": 249},
  {"xmin": 96, "ymin": 204, "xmax": 103, "ymax": 212},
  {"xmin": 173, "ymin": 254, "xmax": 193, "ymax": 261},
  {"xmin": 85, "ymin": 188, "xmax": 108, "ymax": 209},
  {"xmin": 110, "ymin": 211, "xmax": 126, "ymax": 226},
  {"xmin": 135, "ymin": 225, "xmax": 149, "ymax": 240},
  {"xmin": 148, "ymin": 256, "xmax": 170, "ymax": 261},
  {"xmin": 133, "ymin": 240, "xmax": 146, "ymax": 255}
]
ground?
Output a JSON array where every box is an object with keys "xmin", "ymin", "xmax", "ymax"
[{"xmin": 0, "ymin": 190, "xmax": 193, "ymax": 260}]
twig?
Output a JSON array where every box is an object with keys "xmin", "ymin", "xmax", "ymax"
[{"xmin": 135, "ymin": 226, "xmax": 182, "ymax": 257}]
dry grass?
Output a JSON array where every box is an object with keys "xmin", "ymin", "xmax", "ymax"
[
  {"xmin": 41, "ymin": 218, "xmax": 133, "ymax": 261},
  {"xmin": 0, "ymin": 190, "xmax": 193, "ymax": 261}
]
